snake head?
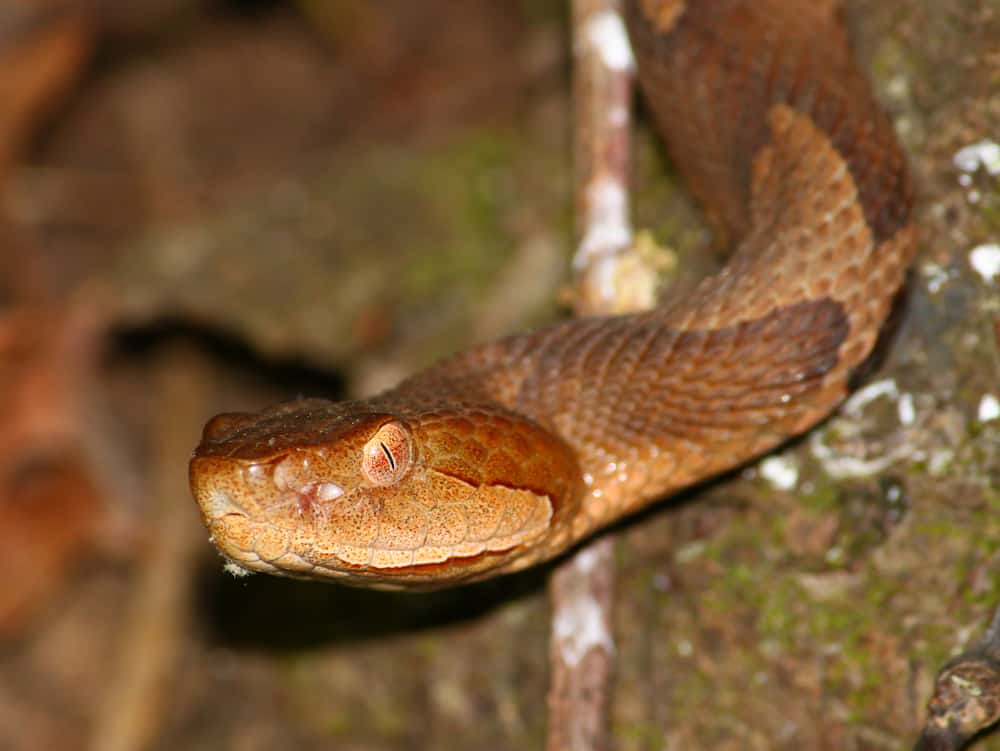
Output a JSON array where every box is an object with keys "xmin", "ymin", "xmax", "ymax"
[{"xmin": 190, "ymin": 398, "xmax": 583, "ymax": 589}]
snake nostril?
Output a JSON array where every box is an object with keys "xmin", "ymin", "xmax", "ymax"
[{"xmin": 205, "ymin": 487, "xmax": 247, "ymax": 520}]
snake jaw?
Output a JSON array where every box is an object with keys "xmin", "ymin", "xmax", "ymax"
[
  {"xmin": 190, "ymin": 397, "xmax": 586, "ymax": 586},
  {"xmin": 192, "ymin": 440, "xmax": 567, "ymax": 586}
]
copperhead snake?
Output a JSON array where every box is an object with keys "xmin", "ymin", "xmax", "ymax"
[{"xmin": 189, "ymin": 0, "xmax": 916, "ymax": 589}]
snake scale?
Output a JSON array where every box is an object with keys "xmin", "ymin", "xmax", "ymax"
[{"xmin": 189, "ymin": 0, "xmax": 916, "ymax": 589}]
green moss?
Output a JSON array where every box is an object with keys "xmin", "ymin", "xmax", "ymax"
[
  {"xmin": 614, "ymin": 722, "xmax": 666, "ymax": 749},
  {"xmin": 981, "ymin": 192, "xmax": 1000, "ymax": 231},
  {"xmin": 399, "ymin": 135, "xmax": 515, "ymax": 296},
  {"xmin": 321, "ymin": 710, "xmax": 354, "ymax": 737},
  {"xmin": 516, "ymin": 0, "xmax": 567, "ymax": 25},
  {"xmin": 757, "ymin": 579, "xmax": 802, "ymax": 646},
  {"xmin": 800, "ymin": 478, "xmax": 843, "ymax": 512},
  {"xmin": 912, "ymin": 518, "xmax": 962, "ymax": 540}
]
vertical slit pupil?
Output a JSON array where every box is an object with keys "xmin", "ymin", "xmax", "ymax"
[{"xmin": 379, "ymin": 442, "xmax": 396, "ymax": 470}]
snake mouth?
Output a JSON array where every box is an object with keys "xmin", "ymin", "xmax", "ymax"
[
  {"xmin": 190, "ymin": 454, "xmax": 356, "ymax": 578},
  {"xmin": 191, "ymin": 447, "xmax": 560, "ymax": 583}
]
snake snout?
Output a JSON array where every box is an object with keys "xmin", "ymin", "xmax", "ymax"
[
  {"xmin": 188, "ymin": 456, "xmax": 246, "ymax": 524},
  {"xmin": 203, "ymin": 485, "xmax": 247, "ymax": 522}
]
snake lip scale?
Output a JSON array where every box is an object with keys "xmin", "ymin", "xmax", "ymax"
[{"xmin": 189, "ymin": 0, "xmax": 916, "ymax": 590}]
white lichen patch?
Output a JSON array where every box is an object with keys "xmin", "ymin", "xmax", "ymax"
[
  {"xmin": 571, "ymin": 546, "xmax": 602, "ymax": 574},
  {"xmin": 810, "ymin": 435, "xmax": 906, "ymax": 479},
  {"xmin": 897, "ymin": 392, "xmax": 916, "ymax": 426},
  {"xmin": 796, "ymin": 571, "xmax": 859, "ymax": 601},
  {"xmin": 552, "ymin": 592, "xmax": 615, "ymax": 666},
  {"xmin": 577, "ymin": 175, "xmax": 631, "ymax": 263},
  {"xmin": 842, "ymin": 378, "xmax": 899, "ymax": 417},
  {"xmin": 585, "ymin": 10, "xmax": 635, "ymax": 71},
  {"xmin": 575, "ymin": 175, "xmax": 633, "ymax": 302},
  {"xmin": 810, "ymin": 378, "xmax": 915, "ymax": 479},
  {"xmin": 927, "ymin": 449, "xmax": 954, "ymax": 476},
  {"xmin": 674, "ymin": 540, "xmax": 706, "ymax": 564},
  {"xmin": 978, "ymin": 394, "xmax": 1000, "ymax": 423},
  {"xmin": 969, "ymin": 243, "xmax": 1000, "ymax": 283},
  {"xmin": 759, "ymin": 455, "xmax": 799, "ymax": 490},
  {"xmin": 921, "ymin": 262, "xmax": 955, "ymax": 294},
  {"xmin": 953, "ymin": 140, "xmax": 1000, "ymax": 176}
]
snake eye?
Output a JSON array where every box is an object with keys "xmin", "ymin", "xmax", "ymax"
[{"xmin": 361, "ymin": 421, "xmax": 412, "ymax": 486}]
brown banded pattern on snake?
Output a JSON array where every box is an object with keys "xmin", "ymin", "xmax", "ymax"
[{"xmin": 189, "ymin": 0, "xmax": 917, "ymax": 589}]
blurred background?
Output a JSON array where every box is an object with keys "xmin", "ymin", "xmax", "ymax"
[{"xmin": 0, "ymin": 0, "xmax": 998, "ymax": 749}]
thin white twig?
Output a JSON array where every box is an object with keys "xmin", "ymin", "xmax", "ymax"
[{"xmin": 546, "ymin": 1, "xmax": 639, "ymax": 749}]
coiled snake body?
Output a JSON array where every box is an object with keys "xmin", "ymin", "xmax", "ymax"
[{"xmin": 190, "ymin": 0, "xmax": 916, "ymax": 589}]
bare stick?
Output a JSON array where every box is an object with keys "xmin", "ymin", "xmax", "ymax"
[
  {"xmin": 546, "ymin": 2, "xmax": 639, "ymax": 749},
  {"xmin": 90, "ymin": 347, "xmax": 208, "ymax": 751},
  {"xmin": 569, "ymin": 0, "xmax": 639, "ymax": 318},
  {"xmin": 914, "ymin": 606, "xmax": 1000, "ymax": 750}
]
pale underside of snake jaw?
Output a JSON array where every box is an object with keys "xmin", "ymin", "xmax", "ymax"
[{"xmin": 189, "ymin": 0, "xmax": 916, "ymax": 589}]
